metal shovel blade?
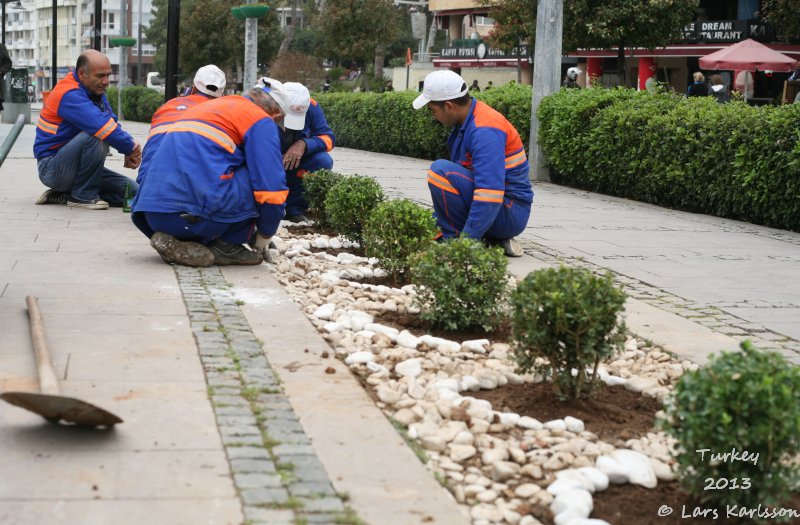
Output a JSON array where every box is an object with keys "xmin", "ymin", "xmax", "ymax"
[{"xmin": 0, "ymin": 391, "xmax": 123, "ymax": 427}]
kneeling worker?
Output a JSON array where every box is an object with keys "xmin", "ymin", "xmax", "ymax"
[
  {"xmin": 412, "ymin": 70, "xmax": 532, "ymax": 256},
  {"xmin": 132, "ymin": 79, "xmax": 305, "ymax": 266}
]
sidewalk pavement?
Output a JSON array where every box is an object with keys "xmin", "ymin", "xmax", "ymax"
[{"xmin": 1, "ymin": 114, "xmax": 799, "ymax": 525}]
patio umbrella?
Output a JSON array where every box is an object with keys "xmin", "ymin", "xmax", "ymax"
[{"xmin": 699, "ymin": 38, "xmax": 798, "ymax": 72}]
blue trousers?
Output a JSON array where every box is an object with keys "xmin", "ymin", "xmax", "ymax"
[
  {"xmin": 132, "ymin": 211, "xmax": 254, "ymax": 244},
  {"xmin": 427, "ymin": 159, "xmax": 531, "ymax": 240},
  {"xmin": 37, "ymin": 131, "xmax": 137, "ymax": 205},
  {"xmin": 285, "ymin": 151, "xmax": 334, "ymax": 216}
]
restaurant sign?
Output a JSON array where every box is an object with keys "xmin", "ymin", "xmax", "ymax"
[{"xmin": 682, "ymin": 19, "xmax": 770, "ymax": 43}]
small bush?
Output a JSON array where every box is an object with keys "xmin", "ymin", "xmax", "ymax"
[
  {"xmin": 662, "ymin": 341, "xmax": 800, "ymax": 510},
  {"xmin": 510, "ymin": 266, "xmax": 626, "ymax": 400},
  {"xmin": 107, "ymin": 86, "xmax": 164, "ymax": 122},
  {"xmin": 409, "ymin": 238, "xmax": 508, "ymax": 331},
  {"xmin": 363, "ymin": 199, "xmax": 437, "ymax": 285},
  {"xmin": 324, "ymin": 175, "xmax": 385, "ymax": 244},
  {"xmin": 301, "ymin": 169, "xmax": 346, "ymax": 227}
]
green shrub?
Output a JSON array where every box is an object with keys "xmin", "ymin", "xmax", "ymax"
[
  {"xmin": 324, "ymin": 175, "xmax": 385, "ymax": 244},
  {"xmin": 510, "ymin": 266, "xmax": 626, "ymax": 400},
  {"xmin": 301, "ymin": 169, "xmax": 346, "ymax": 227},
  {"xmin": 363, "ymin": 199, "xmax": 437, "ymax": 285},
  {"xmin": 662, "ymin": 341, "xmax": 800, "ymax": 510},
  {"xmin": 408, "ymin": 238, "xmax": 508, "ymax": 331},
  {"xmin": 107, "ymin": 86, "xmax": 164, "ymax": 122}
]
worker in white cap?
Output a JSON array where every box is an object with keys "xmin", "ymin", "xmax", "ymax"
[
  {"xmin": 412, "ymin": 70, "xmax": 532, "ymax": 257},
  {"xmin": 257, "ymin": 77, "xmax": 336, "ymax": 223},
  {"xmin": 131, "ymin": 79, "xmax": 300, "ymax": 267},
  {"xmin": 135, "ymin": 64, "xmax": 227, "ymax": 191}
]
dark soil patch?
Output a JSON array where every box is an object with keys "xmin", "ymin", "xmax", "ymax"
[
  {"xmin": 592, "ymin": 481, "xmax": 800, "ymax": 525},
  {"xmin": 375, "ymin": 310, "xmax": 512, "ymax": 343},
  {"xmin": 470, "ymin": 382, "xmax": 661, "ymax": 445}
]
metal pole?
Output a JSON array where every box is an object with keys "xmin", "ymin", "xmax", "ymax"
[
  {"xmin": 0, "ymin": 114, "xmax": 26, "ymax": 169},
  {"xmin": 94, "ymin": 0, "xmax": 101, "ymax": 50},
  {"xmin": 529, "ymin": 0, "xmax": 563, "ymax": 183},
  {"xmin": 118, "ymin": 0, "xmax": 126, "ymax": 119},
  {"xmin": 51, "ymin": 0, "xmax": 57, "ymax": 89},
  {"xmin": 164, "ymin": 0, "xmax": 179, "ymax": 101},
  {"xmin": 243, "ymin": 0, "xmax": 257, "ymax": 91},
  {"xmin": 2, "ymin": 1, "xmax": 6, "ymax": 46},
  {"xmin": 136, "ymin": 0, "xmax": 142, "ymax": 85}
]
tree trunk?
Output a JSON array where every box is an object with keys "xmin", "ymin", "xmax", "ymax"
[
  {"xmin": 616, "ymin": 41, "xmax": 628, "ymax": 87},
  {"xmin": 277, "ymin": 0, "xmax": 299, "ymax": 57},
  {"xmin": 374, "ymin": 44, "xmax": 385, "ymax": 85}
]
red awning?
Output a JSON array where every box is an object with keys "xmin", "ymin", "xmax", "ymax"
[{"xmin": 698, "ymin": 38, "xmax": 798, "ymax": 72}]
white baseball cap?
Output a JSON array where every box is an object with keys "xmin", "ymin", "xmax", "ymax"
[
  {"xmin": 256, "ymin": 77, "xmax": 309, "ymax": 130},
  {"xmin": 412, "ymin": 70, "xmax": 469, "ymax": 110},
  {"xmin": 193, "ymin": 65, "xmax": 226, "ymax": 98},
  {"xmin": 283, "ymin": 82, "xmax": 311, "ymax": 131}
]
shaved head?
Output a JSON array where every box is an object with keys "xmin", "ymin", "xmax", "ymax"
[{"xmin": 76, "ymin": 50, "xmax": 112, "ymax": 96}]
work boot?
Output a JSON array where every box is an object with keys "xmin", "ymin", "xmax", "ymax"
[
  {"xmin": 35, "ymin": 189, "xmax": 67, "ymax": 205},
  {"xmin": 150, "ymin": 232, "xmax": 215, "ymax": 267},
  {"xmin": 501, "ymin": 238, "xmax": 524, "ymax": 257},
  {"xmin": 208, "ymin": 239, "xmax": 264, "ymax": 266},
  {"xmin": 285, "ymin": 214, "xmax": 311, "ymax": 224}
]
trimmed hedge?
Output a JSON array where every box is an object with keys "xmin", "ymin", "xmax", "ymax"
[
  {"xmin": 314, "ymin": 83, "xmax": 533, "ymax": 160},
  {"xmin": 538, "ymin": 88, "xmax": 800, "ymax": 232}
]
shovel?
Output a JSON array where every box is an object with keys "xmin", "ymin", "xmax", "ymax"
[{"xmin": 0, "ymin": 295, "xmax": 123, "ymax": 427}]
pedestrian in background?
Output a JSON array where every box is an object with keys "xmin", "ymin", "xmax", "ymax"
[
  {"xmin": 687, "ymin": 72, "xmax": 708, "ymax": 97},
  {"xmin": 709, "ymin": 74, "xmax": 730, "ymax": 103},
  {"xmin": 0, "ymin": 42, "xmax": 13, "ymax": 111}
]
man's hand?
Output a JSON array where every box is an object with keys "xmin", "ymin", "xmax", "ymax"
[
  {"xmin": 282, "ymin": 140, "xmax": 306, "ymax": 171},
  {"xmin": 124, "ymin": 141, "xmax": 142, "ymax": 169},
  {"xmin": 252, "ymin": 234, "xmax": 278, "ymax": 264}
]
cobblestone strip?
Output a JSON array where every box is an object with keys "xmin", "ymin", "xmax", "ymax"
[
  {"xmin": 175, "ymin": 266, "xmax": 359, "ymax": 525},
  {"xmin": 516, "ymin": 238, "xmax": 800, "ymax": 361}
]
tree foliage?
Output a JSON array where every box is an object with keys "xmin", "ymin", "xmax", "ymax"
[
  {"xmin": 487, "ymin": 0, "xmax": 698, "ymax": 64},
  {"xmin": 145, "ymin": 0, "xmax": 281, "ymax": 85},
  {"xmin": 761, "ymin": 0, "xmax": 800, "ymax": 42},
  {"xmin": 314, "ymin": 0, "xmax": 403, "ymax": 67}
]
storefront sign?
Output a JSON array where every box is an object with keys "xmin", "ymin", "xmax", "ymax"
[{"xmin": 683, "ymin": 19, "xmax": 770, "ymax": 43}]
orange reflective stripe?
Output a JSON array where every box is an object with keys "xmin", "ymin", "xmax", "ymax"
[
  {"xmin": 147, "ymin": 125, "xmax": 170, "ymax": 140},
  {"xmin": 164, "ymin": 121, "xmax": 236, "ymax": 153},
  {"xmin": 427, "ymin": 170, "xmax": 458, "ymax": 194},
  {"xmin": 474, "ymin": 188, "xmax": 504, "ymax": 203},
  {"xmin": 220, "ymin": 172, "xmax": 234, "ymax": 180},
  {"xmin": 94, "ymin": 118, "xmax": 118, "ymax": 140},
  {"xmin": 319, "ymin": 135, "xmax": 333, "ymax": 151},
  {"xmin": 254, "ymin": 189, "xmax": 288, "ymax": 204},
  {"xmin": 37, "ymin": 118, "xmax": 58, "ymax": 134},
  {"xmin": 505, "ymin": 150, "xmax": 527, "ymax": 169}
]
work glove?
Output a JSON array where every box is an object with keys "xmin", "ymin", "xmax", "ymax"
[{"xmin": 252, "ymin": 234, "xmax": 278, "ymax": 264}]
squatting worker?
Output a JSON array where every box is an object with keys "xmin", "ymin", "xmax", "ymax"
[
  {"xmin": 270, "ymin": 78, "xmax": 336, "ymax": 223},
  {"xmin": 135, "ymin": 64, "xmax": 227, "ymax": 193},
  {"xmin": 412, "ymin": 70, "xmax": 533, "ymax": 257},
  {"xmin": 131, "ymin": 79, "xmax": 307, "ymax": 267},
  {"xmin": 34, "ymin": 50, "xmax": 142, "ymax": 209}
]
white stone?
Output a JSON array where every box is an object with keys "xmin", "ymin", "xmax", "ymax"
[
  {"xmin": 432, "ymin": 378, "xmax": 460, "ymax": 394},
  {"xmin": 393, "ymin": 408, "xmax": 418, "ymax": 425},
  {"xmin": 611, "ymin": 449, "xmax": 657, "ymax": 489},
  {"xmin": 514, "ymin": 483, "xmax": 542, "ymax": 498},
  {"xmin": 518, "ymin": 416, "xmax": 544, "ymax": 430},
  {"xmin": 365, "ymin": 361, "xmax": 389, "ymax": 375},
  {"xmin": 496, "ymin": 412, "xmax": 521, "ymax": 427},
  {"xmin": 323, "ymin": 322, "xmax": 344, "ymax": 333},
  {"xmin": 450, "ymin": 444, "xmax": 477, "ymax": 462},
  {"xmin": 553, "ymin": 506, "xmax": 590, "ymax": 525},
  {"xmin": 564, "ymin": 416, "xmax": 585, "ymax": 433},
  {"xmin": 470, "ymin": 505, "xmax": 503, "ymax": 522},
  {"xmin": 460, "ymin": 375, "xmax": 481, "ymax": 392},
  {"xmin": 462, "ymin": 339, "xmax": 490, "ymax": 354},
  {"xmin": 376, "ymin": 385, "xmax": 401, "ymax": 405},
  {"xmin": 624, "ymin": 376, "xmax": 659, "ymax": 393},
  {"xmin": 476, "ymin": 489, "xmax": 499, "ymax": 503},
  {"xmin": 554, "ymin": 470, "xmax": 595, "ymax": 493},
  {"xmin": 544, "ymin": 419, "xmax": 567, "ymax": 432},
  {"xmin": 551, "ymin": 488, "xmax": 592, "ymax": 517},
  {"xmin": 421, "ymin": 435, "xmax": 447, "ymax": 452},
  {"xmin": 313, "ymin": 303, "xmax": 337, "ymax": 320},
  {"xmin": 571, "ymin": 520, "xmax": 612, "ymax": 525},
  {"xmin": 543, "ymin": 452, "xmax": 574, "ymax": 471},
  {"xmin": 396, "ymin": 330, "xmax": 421, "ymax": 349},
  {"xmin": 364, "ymin": 322, "xmax": 399, "ymax": 340},
  {"xmin": 577, "ymin": 466, "xmax": 609, "ymax": 492},
  {"xmin": 602, "ymin": 375, "xmax": 628, "ymax": 387},
  {"xmin": 491, "ymin": 461, "xmax": 521, "ymax": 482},
  {"xmin": 344, "ymin": 351, "xmax": 374, "ymax": 365},
  {"xmin": 395, "ymin": 358, "xmax": 422, "ymax": 378},
  {"xmin": 595, "ymin": 455, "xmax": 629, "ymax": 484},
  {"xmin": 311, "ymin": 237, "xmax": 330, "ymax": 249},
  {"xmin": 482, "ymin": 448, "xmax": 510, "ymax": 464},
  {"xmin": 452, "ymin": 430, "xmax": 475, "ymax": 445},
  {"xmin": 650, "ymin": 457, "xmax": 675, "ymax": 482}
]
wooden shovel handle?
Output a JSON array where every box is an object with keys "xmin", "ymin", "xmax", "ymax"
[{"xmin": 26, "ymin": 295, "xmax": 60, "ymax": 396}]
